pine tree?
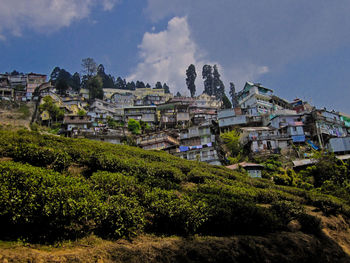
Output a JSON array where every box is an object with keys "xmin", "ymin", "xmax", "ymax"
[
  {"xmin": 202, "ymin": 65, "xmax": 214, "ymax": 96},
  {"xmin": 186, "ymin": 64, "xmax": 197, "ymax": 98},
  {"xmin": 229, "ymin": 82, "xmax": 239, "ymax": 108},
  {"xmin": 213, "ymin": 65, "xmax": 225, "ymax": 100},
  {"xmin": 163, "ymin": 83, "xmax": 170, "ymax": 94},
  {"xmin": 222, "ymin": 94, "xmax": 232, "ymax": 109}
]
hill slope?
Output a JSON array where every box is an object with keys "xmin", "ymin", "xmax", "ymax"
[{"xmin": 0, "ymin": 129, "xmax": 350, "ymax": 262}]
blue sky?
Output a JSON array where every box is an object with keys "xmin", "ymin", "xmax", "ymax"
[{"xmin": 1, "ymin": 0, "xmax": 350, "ymax": 113}]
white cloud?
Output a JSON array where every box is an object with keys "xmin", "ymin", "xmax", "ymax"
[
  {"xmin": 0, "ymin": 0, "xmax": 120, "ymax": 39},
  {"xmin": 128, "ymin": 16, "xmax": 268, "ymax": 95}
]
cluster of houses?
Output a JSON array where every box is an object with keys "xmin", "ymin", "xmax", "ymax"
[{"xmin": 2, "ymin": 72, "xmax": 350, "ymax": 174}]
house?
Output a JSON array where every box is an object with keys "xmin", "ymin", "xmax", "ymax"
[
  {"xmin": 123, "ymin": 105, "xmax": 157, "ymax": 127},
  {"xmin": 157, "ymin": 100, "xmax": 191, "ymax": 129},
  {"xmin": 88, "ymin": 99, "xmax": 123, "ymax": 122},
  {"xmin": 226, "ymin": 162, "xmax": 264, "ymax": 178},
  {"xmin": 269, "ymin": 113, "xmax": 306, "ymax": 143},
  {"xmin": 136, "ymin": 130, "xmax": 180, "ymax": 150},
  {"xmin": 173, "ymin": 122, "xmax": 221, "ymax": 165},
  {"xmin": 237, "ymin": 82, "xmax": 274, "ymax": 115},
  {"xmin": 306, "ymin": 109, "xmax": 347, "ymax": 149},
  {"xmin": 218, "ymin": 108, "xmax": 247, "ymax": 131},
  {"xmin": 63, "ymin": 115, "xmax": 92, "ymax": 135},
  {"xmin": 240, "ymin": 127, "xmax": 290, "ymax": 153},
  {"xmin": 290, "ymin": 98, "xmax": 314, "ymax": 113},
  {"xmin": 26, "ymin": 73, "xmax": 47, "ymax": 100},
  {"xmin": 82, "ymin": 127, "xmax": 128, "ymax": 144}
]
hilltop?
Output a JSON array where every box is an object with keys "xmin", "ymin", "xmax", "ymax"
[{"xmin": 0, "ymin": 129, "xmax": 350, "ymax": 262}]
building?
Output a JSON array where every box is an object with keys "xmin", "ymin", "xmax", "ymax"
[
  {"xmin": 26, "ymin": 73, "xmax": 47, "ymax": 100},
  {"xmin": 88, "ymin": 99, "xmax": 124, "ymax": 122},
  {"xmin": 123, "ymin": 105, "xmax": 157, "ymax": 126},
  {"xmin": 240, "ymin": 127, "xmax": 290, "ymax": 153},
  {"xmin": 226, "ymin": 162, "xmax": 264, "ymax": 178},
  {"xmin": 306, "ymin": 109, "xmax": 347, "ymax": 149},
  {"xmin": 269, "ymin": 114, "xmax": 306, "ymax": 143},
  {"xmin": 157, "ymin": 101, "xmax": 191, "ymax": 129},
  {"xmin": 136, "ymin": 130, "xmax": 180, "ymax": 150},
  {"xmin": 63, "ymin": 115, "xmax": 92, "ymax": 135},
  {"xmin": 237, "ymin": 82, "xmax": 274, "ymax": 115},
  {"xmin": 173, "ymin": 122, "xmax": 221, "ymax": 165}
]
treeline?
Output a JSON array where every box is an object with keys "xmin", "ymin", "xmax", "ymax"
[
  {"xmin": 0, "ymin": 129, "xmax": 348, "ymax": 243},
  {"xmin": 50, "ymin": 58, "xmax": 170, "ymax": 100}
]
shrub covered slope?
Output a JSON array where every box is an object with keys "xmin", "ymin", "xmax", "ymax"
[{"xmin": 0, "ymin": 129, "xmax": 350, "ymax": 243}]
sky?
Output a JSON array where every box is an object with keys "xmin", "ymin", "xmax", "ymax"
[{"xmin": 1, "ymin": 0, "xmax": 350, "ymax": 113}]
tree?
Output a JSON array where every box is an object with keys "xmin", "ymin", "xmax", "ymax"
[
  {"xmin": 163, "ymin": 83, "xmax": 170, "ymax": 94},
  {"xmin": 202, "ymin": 65, "xmax": 214, "ymax": 96},
  {"xmin": 229, "ymin": 82, "xmax": 238, "ymax": 108},
  {"xmin": 154, "ymin": 81, "xmax": 163, "ymax": 89},
  {"xmin": 87, "ymin": 75, "xmax": 103, "ymax": 100},
  {"xmin": 55, "ymin": 69, "xmax": 72, "ymax": 95},
  {"xmin": 139, "ymin": 120, "xmax": 150, "ymax": 133},
  {"xmin": 213, "ymin": 65, "xmax": 225, "ymax": 100},
  {"xmin": 81, "ymin": 58, "xmax": 97, "ymax": 78},
  {"xmin": 175, "ymin": 91, "xmax": 182, "ymax": 97},
  {"xmin": 222, "ymin": 94, "xmax": 232, "ymax": 109},
  {"xmin": 220, "ymin": 130, "xmax": 242, "ymax": 158},
  {"xmin": 128, "ymin": 118, "xmax": 141, "ymax": 134},
  {"xmin": 97, "ymin": 64, "xmax": 114, "ymax": 90},
  {"xmin": 136, "ymin": 81, "xmax": 146, "ymax": 89},
  {"xmin": 186, "ymin": 64, "xmax": 197, "ymax": 97},
  {"xmin": 146, "ymin": 83, "xmax": 151, "ymax": 89},
  {"xmin": 126, "ymin": 81, "xmax": 136, "ymax": 91},
  {"xmin": 50, "ymin": 67, "xmax": 61, "ymax": 86},
  {"xmin": 39, "ymin": 96, "xmax": 65, "ymax": 125},
  {"xmin": 115, "ymin": 77, "xmax": 126, "ymax": 90},
  {"xmin": 71, "ymin": 72, "xmax": 81, "ymax": 91}
]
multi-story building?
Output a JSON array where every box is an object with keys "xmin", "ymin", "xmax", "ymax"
[
  {"xmin": 269, "ymin": 113, "xmax": 306, "ymax": 143},
  {"xmin": 88, "ymin": 99, "xmax": 124, "ymax": 122},
  {"xmin": 123, "ymin": 105, "xmax": 157, "ymax": 126},
  {"xmin": 174, "ymin": 122, "xmax": 221, "ymax": 165},
  {"xmin": 158, "ymin": 101, "xmax": 191, "ymax": 128},
  {"xmin": 136, "ymin": 130, "xmax": 180, "ymax": 150},
  {"xmin": 111, "ymin": 92, "xmax": 134, "ymax": 108},
  {"xmin": 240, "ymin": 127, "xmax": 291, "ymax": 153},
  {"xmin": 237, "ymin": 82, "xmax": 274, "ymax": 115},
  {"xmin": 26, "ymin": 73, "xmax": 47, "ymax": 100}
]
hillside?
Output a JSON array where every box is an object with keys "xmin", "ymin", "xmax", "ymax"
[{"xmin": 1, "ymin": 129, "xmax": 350, "ymax": 262}]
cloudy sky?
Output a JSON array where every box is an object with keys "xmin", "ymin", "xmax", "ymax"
[{"xmin": 1, "ymin": 0, "xmax": 350, "ymax": 112}]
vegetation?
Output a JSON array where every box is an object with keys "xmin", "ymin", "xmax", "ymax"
[
  {"xmin": 186, "ymin": 64, "xmax": 197, "ymax": 98},
  {"xmin": 0, "ymin": 129, "xmax": 349, "ymax": 245}
]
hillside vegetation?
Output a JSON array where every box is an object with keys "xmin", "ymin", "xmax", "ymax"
[{"xmin": 1, "ymin": 129, "xmax": 350, "ymax": 261}]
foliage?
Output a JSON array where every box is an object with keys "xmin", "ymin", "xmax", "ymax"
[
  {"xmin": 220, "ymin": 130, "xmax": 241, "ymax": 157},
  {"xmin": 127, "ymin": 118, "xmax": 141, "ymax": 134},
  {"xmin": 186, "ymin": 64, "xmax": 197, "ymax": 98},
  {"xmin": 0, "ymin": 129, "xmax": 349, "ymax": 243},
  {"xmin": 87, "ymin": 75, "xmax": 103, "ymax": 100},
  {"xmin": 222, "ymin": 93, "xmax": 232, "ymax": 109},
  {"xmin": 39, "ymin": 96, "xmax": 65, "ymax": 123}
]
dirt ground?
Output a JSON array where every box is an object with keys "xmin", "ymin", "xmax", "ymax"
[{"xmin": 1, "ymin": 211, "xmax": 350, "ymax": 263}]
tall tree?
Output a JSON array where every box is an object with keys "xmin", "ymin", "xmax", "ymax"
[
  {"xmin": 175, "ymin": 91, "xmax": 182, "ymax": 97},
  {"xmin": 115, "ymin": 77, "xmax": 126, "ymax": 90},
  {"xmin": 163, "ymin": 83, "xmax": 170, "ymax": 94},
  {"xmin": 146, "ymin": 83, "xmax": 151, "ymax": 89},
  {"xmin": 71, "ymin": 72, "xmax": 81, "ymax": 91},
  {"xmin": 202, "ymin": 65, "xmax": 214, "ymax": 96},
  {"xmin": 136, "ymin": 81, "xmax": 146, "ymax": 89},
  {"xmin": 186, "ymin": 64, "xmax": 197, "ymax": 97},
  {"xmin": 126, "ymin": 81, "xmax": 136, "ymax": 90},
  {"xmin": 213, "ymin": 65, "xmax": 225, "ymax": 100},
  {"xmin": 222, "ymin": 94, "xmax": 232, "ymax": 109},
  {"xmin": 81, "ymin": 58, "xmax": 97, "ymax": 78},
  {"xmin": 55, "ymin": 69, "xmax": 72, "ymax": 95},
  {"xmin": 229, "ymin": 82, "xmax": 239, "ymax": 108},
  {"xmin": 97, "ymin": 64, "xmax": 114, "ymax": 89},
  {"xmin": 49, "ymin": 67, "xmax": 61, "ymax": 86},
  {"xmin": 154, "ymin": 81, "xmax": 163, "ymax": 89},
  {"xmin": 87, "ymin": 75, "xmax": 103, "ymax": 100}
]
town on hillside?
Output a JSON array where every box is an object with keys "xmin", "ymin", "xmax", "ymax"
[{"xmin": 1, "ymin": 64, "xmax": 350, "ymax": 177}]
